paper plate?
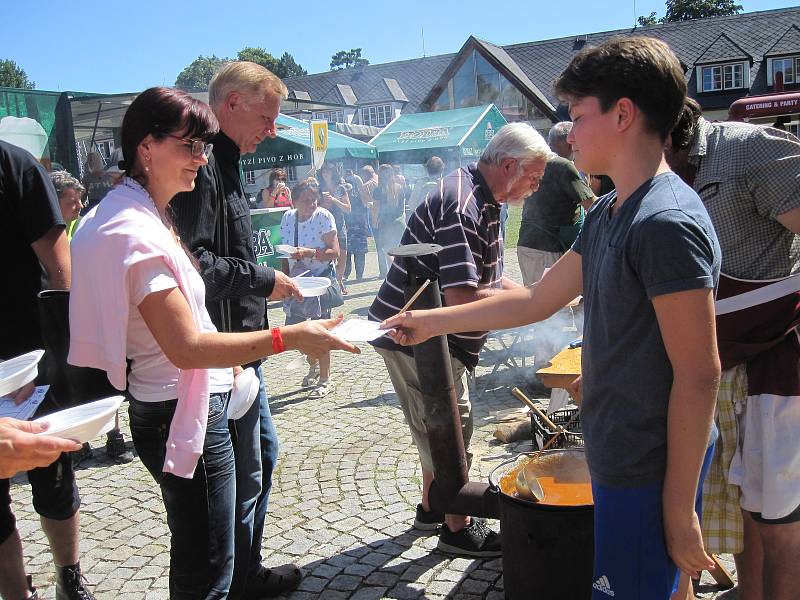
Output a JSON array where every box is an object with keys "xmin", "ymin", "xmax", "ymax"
[
  {"xmin": 34, "ymin": 396, "xmax": 125, "ymax": 443},
  {"xmin": 227, "ymin": 368, "xmax": 259, "ymax": 420},
  {"xmin": 0, "ymin": 349, "xmax": 45, "ymax": 398},
  {"xmin": 293, "ymin": 276, "xmax": 331, "ymax": 297},
  {"xmin": 276, "ymin": 244, "xmax": 297, "ymax": 256}
]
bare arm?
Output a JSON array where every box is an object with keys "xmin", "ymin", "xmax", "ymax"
[
  {"xmin": 654, "ymin": 287, "xmax": 719, "ymax": 578},
  {"xmin": 31, "ymin": 226, "xmax": 70, "ymax": 290},
  {"xmin": 293, "ymin": 230, "xmax": 340, "ymax": 262},
  {"xmin": 384, "ymin": 250, "xmax": 583, "ymax": 344},
  {"xmin": 261, "ymin": 188, "xmax": 275, "ymax": 208},
  {"xmin": 775, "ymin": 205, "xmax": 800, "ymax": 234},
  {"xmin": 138, "ymin": 287, "xmax": 359, "ymax": 369}
]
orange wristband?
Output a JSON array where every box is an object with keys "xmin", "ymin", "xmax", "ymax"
[{"xmin": 271, "ymin": 327, "xmax": 284, "ymax": 354}]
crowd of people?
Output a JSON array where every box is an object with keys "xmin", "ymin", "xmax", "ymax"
[{"xmin": 1, "ymin": 33, "xmax": 798, "ymax": 600}]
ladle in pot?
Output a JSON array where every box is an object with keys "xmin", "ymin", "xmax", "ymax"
[
  {"xmin": 516, "ymin": 464, "xmax": 545, "ymax": 501},
  {"xmin": 511, "ymin": 387, "xmax": 582, "ymax": 502}
]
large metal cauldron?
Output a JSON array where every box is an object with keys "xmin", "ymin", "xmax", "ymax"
[{"xmin": 489, "ymin": 449, "xmax": 594, "ymax": 600}]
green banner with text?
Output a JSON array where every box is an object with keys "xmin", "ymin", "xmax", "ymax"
[{"xmin": 251, "ymin": 208, "xmax": 289, "ymax": 269}]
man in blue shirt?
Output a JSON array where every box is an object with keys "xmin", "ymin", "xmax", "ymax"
[{"xmin": 383, "ymin": 37, "xmax": 721, "ymax": 600}]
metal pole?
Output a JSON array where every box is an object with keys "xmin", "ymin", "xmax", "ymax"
[{"xmin": 392, "ymin": 244, "xmax": 499, "ymax": 519}]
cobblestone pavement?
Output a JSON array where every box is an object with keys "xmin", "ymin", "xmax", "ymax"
[{"xmin": 11, "ymin": 252, "xmax": 739, "ymax": 599}]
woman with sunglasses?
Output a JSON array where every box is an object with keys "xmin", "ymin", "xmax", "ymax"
[
  {"xmin": 68, "ymin": 87, "xmax": 358, "ymax": 599},
  {"xmin": 259, "ymin": 168, "xmax": 292, "ymax": 208}
]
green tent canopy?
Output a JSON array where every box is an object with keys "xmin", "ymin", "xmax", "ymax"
[
  {"xmin": 369, "ymin": 104, "xmax": 508, "ymax": 164},
  {"xmin": 240, "ymin": 114, "xmax": 376, "ymax": 172}
]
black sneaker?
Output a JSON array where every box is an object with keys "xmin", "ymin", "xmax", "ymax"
[
  {"xmin": 55, "ymin": 564, "xmax": 95, "ymax": 600},
  {"xmin": 437, "ymin": 519, "xmax": 502, "ymax": 557},
  {"xmin": 413, "ymin": 503, "xmax": 445, "ymax": 531},
  {"xmin": 105, "ymin": 431, "xmax": 135, "ymax": 464},
  {"xmin": 244, "ymin": 563, "xmax": 302, "ymax": 598}
]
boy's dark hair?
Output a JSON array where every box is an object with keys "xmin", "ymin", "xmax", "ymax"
[
  {"xmin": 669, "ymin": 97, "xmax": 702, "ymax": 150},
  {"xmin": 554, "ymin": 37, "xmax": 686, "ymax": 141}
]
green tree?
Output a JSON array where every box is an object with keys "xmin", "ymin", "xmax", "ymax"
[
  {"xmin": 638, "ymin": 12, "xmax": 659, "ymax": 26},
  {"xmin": 175, "ymin": 54, "xmax": 227, "ymax": 92},
  {"xmin": 639, "ymin": 0, "xmax": 742, "ymax": 25},
  {"xmin": 277, "ymin": 52, "xmax": 307, "ymax": 78},
  {"xmin": 330, "ymin": 48, "xmax": 369, "ymax": 71},
  {"xmin": 236, "ymin": 47, "xmax": 280, "ymax": 73},
  {"xmin": 0, "ymin": 59, "xmax": 35, "ymax": 89},
  {"xmin": 236, "ymin": 47, "xmax": 307, "ymax": 78},
  {"xmin": 664, "ymin": 0, "xmax": 742, "ymax": 20}
]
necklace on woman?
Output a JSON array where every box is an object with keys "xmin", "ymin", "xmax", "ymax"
[{"xmin": 122, "ymin": 177, "xmax": 181, "ymax": 244}]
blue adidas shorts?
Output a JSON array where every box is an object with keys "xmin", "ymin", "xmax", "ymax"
[{"xmin": 590, "ymin": 443, "xmax": 714, "ymax": 600}]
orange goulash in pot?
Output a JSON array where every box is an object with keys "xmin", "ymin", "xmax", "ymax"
[{"xmin": 499, "ymin": 452, "xmax": 593, "ymax": 506}]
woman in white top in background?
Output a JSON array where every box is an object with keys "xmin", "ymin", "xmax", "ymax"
[{"xmin": 279, "ymin": 178, "xmax": 341, "ymax": 398}]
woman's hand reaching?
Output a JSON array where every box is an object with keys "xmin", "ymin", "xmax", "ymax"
[{"xmin": 284, "ymin": 314, "xmax": 361, "ymax": 358}]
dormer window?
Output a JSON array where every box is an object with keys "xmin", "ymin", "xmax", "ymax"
[
  {"xmin": 772, "ymin": 57, "xmax": 798, "ymax": 85},
  {"xmin": 701, "ymin": 63, "xmax": 744, "ymax": 92},
  {"xmin": 361, "ymin": 104, "xmax": 393, "ymax": 127}
]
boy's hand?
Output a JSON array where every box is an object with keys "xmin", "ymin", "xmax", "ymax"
[{"xmin": 663, "ymin": 507, "xmax": 714, "ymax": 578}]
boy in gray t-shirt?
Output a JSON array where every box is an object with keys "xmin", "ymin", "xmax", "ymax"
[{"xmin": 383, "ymin": 37, "xmax": 722, "ymax": 600}]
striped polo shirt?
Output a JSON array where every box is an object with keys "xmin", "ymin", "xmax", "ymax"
[{"xmin": 368, "ymin": 163, "xmax": 504, "ymax": 370}]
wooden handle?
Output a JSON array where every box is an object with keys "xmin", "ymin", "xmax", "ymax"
[
  {"xmin": 512, "ymin": 387, "xmax": 561, "ymax": 432},
  {"xmin": 397, "ymin": 279, "xmax": 431, "ymax": 314},
  {"xmin": 532, "ymin": 410, "xmax": 582, "ymax": 457}
]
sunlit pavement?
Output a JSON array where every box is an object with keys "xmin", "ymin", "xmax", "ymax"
[{"xmin": 11, "ymin": 251, "xmax": 737, "ymax": 599}]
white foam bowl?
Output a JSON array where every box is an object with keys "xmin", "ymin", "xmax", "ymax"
[
  {"xmin": 227, "ymin": 368, "xmax": 260, "ymax": 420},
  {"xmin": 34, "ymin": 396, "xmax": 125, "ymax": 444},
  {"xmin": 293, "ymin": 276, "xmax": 331, "ymax": 297},
  {"xmin": 0, "ymin": 349, "xmax": 45, "ymax": 397}
]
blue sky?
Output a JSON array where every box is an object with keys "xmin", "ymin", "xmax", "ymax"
[{"xmin": 2, "ymin": 0, "xmax": 796, "ymax": 93}]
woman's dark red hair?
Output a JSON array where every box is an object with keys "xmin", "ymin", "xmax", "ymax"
[{"xmin": 120, "ymin": 87, "xmax": 218, "ymax": 176}]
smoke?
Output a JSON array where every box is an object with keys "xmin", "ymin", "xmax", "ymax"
[{"xmin": 520, "ymin": 306, "xmax": 582, "ymax": 369}]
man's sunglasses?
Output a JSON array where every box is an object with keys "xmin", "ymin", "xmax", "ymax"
[{"xmin": 165, "ymin": 134, "xmax": 213, "ymax": 158}]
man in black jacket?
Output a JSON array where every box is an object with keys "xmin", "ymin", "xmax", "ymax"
[{"xmin": 171, "ymin": 62, "xmax": 301, "ymax": 598}]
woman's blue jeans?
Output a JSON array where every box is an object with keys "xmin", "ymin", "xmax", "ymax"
[{"xmin": 129, "ymin": 393, "xmax": 235, "ymax": 600}]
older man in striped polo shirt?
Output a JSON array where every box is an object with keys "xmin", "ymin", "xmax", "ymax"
[{"xmin": 368, "ymin": 123, "xmax": 552, "ymax": 557}]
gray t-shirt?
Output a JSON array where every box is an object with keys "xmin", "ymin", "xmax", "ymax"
[
  {"xmin": 573, "ymin": 172, "xmax": 721, "ymax": 487},
  {"xmin": 518, "ymin": 156, "xmax": 594, "ymax": 252}
]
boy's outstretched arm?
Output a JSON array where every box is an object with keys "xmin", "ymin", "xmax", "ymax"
[
  {"xmin": 383, "ymin": 250, "xmax": 583, "ymax": 346},
  {"xmin": 652, "ymin": 287, "xmax": 720, "ymax": 578}
]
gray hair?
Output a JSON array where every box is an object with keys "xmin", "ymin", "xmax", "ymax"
[
  {"xmin": 49, "ymin": 170, "xmax": 85, "ymax": 198},
  {"xmin": 209, "ymin": 61, "xmax": 288, "ymax": 108},
  {"xmin": 547, "ymin": 121, "xmax": 573, "ymax": 148},
  {"xmin": 480, "ymin": 122, "xmax": 553, "ymax": 166}
]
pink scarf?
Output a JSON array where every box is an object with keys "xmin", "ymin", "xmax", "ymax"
[{"xmin": 68, "ymin": 180, "xmax": 210, "ymax": 478}]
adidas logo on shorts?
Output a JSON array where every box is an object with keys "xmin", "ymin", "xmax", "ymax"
[{"xmin": 593, "ymin": 575, "xmax": 616, "ymax": 596}]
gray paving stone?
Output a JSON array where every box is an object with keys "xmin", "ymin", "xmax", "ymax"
[
  {"xmin": 350, "ymin": 586, "xmax": 389, "ymax": 600},
  {"xmin": 329, "ymin": 573, "xmax": 363, "ymax": 591}
]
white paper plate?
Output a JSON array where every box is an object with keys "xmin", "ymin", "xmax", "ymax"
[
  {"xmin": 227, "ymin": 368, "xmax": 259, "ymax": 420},
  {"xmin": 293, "ymin": 276, "xmax": 331, "ymax": 297},
  {"xmin": 0, "ymin": 349, "xmax": 45, "ymax": 398},
  {"xmin": 34, "ymin": 396, "xmax": 125, "ymax": 443},
  {"xmin": 276, "ymin": 244, "xmax": 296, "ymax": 255}
]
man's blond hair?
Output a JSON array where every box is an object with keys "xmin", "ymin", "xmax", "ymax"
[{"xmin": 208, "ymin": 61, "xmax": 288, "ymax": 108}]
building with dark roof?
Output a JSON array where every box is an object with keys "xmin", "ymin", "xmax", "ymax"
[{"xmin": 282, "ymin": 6, "xmax": 800, "ymax": 136}]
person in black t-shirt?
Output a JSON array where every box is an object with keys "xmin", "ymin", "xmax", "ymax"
[{"xmin": 0, "ymin": 140, "xmax": 97, "ymax": 600}]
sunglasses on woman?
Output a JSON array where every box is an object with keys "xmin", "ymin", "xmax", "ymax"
[{"xmin": 165, "ymin": 133, "xmax": 214, "ymax": 158}]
